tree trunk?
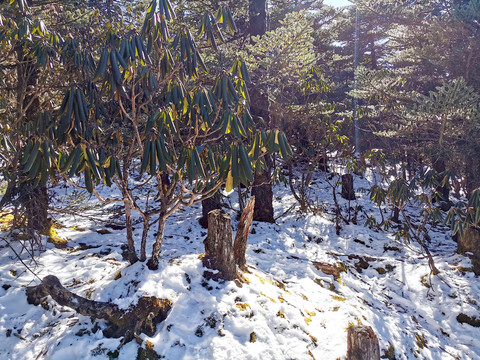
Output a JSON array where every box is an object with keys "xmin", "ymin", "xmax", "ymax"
[
  {"xmin": 199, "ymin": 191, "xmax": 222, "ymax": 229},
  {"xmin": 202, "ymin": 210, "xmax": 237, "ymax": 281},
  {"xmin": 140, "ymin": 215, "xmax": 150, "ymax": 262},
  {"xmin": 249, "ymin": 0, "xmax": 268, "ymax": 37},
  {"xmin": 252, "ymin": 172, "xmax": 274, "ymax": 223},
  {"xmin": 26, "ymin": 275, "xmax": 171, "ymax": 340},
  {"xmin": 248, "ymin": 0, "xmax": 274, "ymax": 224},
  {"xmin": 457, "ymin": 227, "xmax": 480, "ymax": 275},
  {"xmin": 124, "ymin": 198, "xmax": 139, "ymax": 264},
  {"xmin": 465, "ymin": 145, "xmax": 480, "ymax": 198},
  {"xmin": 14, "ymin": 46, "xmax": 49, "ymax": 234},
  {"xmin": 341, "ymin": 174, "xmax": 356, "ymax": 200},
  {"xmin": 147, "ymin": 213, "xmax": 166, "ymax": 270},
  {"xmin": 19, "ymin": 180, "xmax": 49, "ymax": 233},
  {"xmin": 234, "ymin": 197, "xmax": 255, "ymax": 270},
  {"xmin": 347, "ymin": 325, "xmax": 380, "ymax": 360}
]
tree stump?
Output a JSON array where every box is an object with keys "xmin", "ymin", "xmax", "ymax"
[
  {"xmin": 457, "ymin": 227, "xmax": 480, "ymax": 275},
  {"xmin": 347, "ymin": 325, "xmax": 380, "ymax": 360},
  {"xmin": 26, "ymin": 275, "xmax": 171, "ymax": 340},
  {"xmin": 199, "ymin": 192, "xmax": 222, "ymax": 229},
  {"xmin": 252, "ymin": 172, "xmax": 274, "ymax": 223},
  {"xmin": 234, "ymin": 197, "xmax": 255, "ymax": 269},
  {"xmin": 341, "ymin": 174, "xmax": 356, "ymax": 200},
  {"xmin": 202, "ymin": 210, "xmax": 237, "ymax": 281}
]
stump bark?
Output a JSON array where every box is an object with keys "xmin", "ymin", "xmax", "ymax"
[
  {"xmin": 202, "ymin": 210, "xmax": 237, "ymax": 281},
  {"xmin": 234, "ymin": 197, "xmax": 255, "ymax": 269},
  {"xmin": 347, "ymin": 325, "xmax": 380, "ymax": 360},
  {"xmin": 341, "ymin": 174, "xmax": 356, "ymax": 200},
  {"xmin": 457, "ymin": 227, "xmax": 480, "ymax": 275},
  {"xmin": 26, "ymin": 275, "xmax": 171, "ymax": 339}
]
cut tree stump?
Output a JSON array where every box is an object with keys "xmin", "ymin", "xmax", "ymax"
[
  {"xmin": 347, "ymin": 325, "xmax": 380, "ymax": 360},
  {"xmin": 26, "ymin": 275, "xmax": 171, "ymax": 340},
  {"xmin": 234, "ymin": 197, "xmax": 255, "ymax": 270},
  {"xmin": 341, "ymin": 174, "xmax": 356, "ymax": 200},
  {"xmin": 202, "ymin": 209, "xmax": 237, "ymax": 281}
]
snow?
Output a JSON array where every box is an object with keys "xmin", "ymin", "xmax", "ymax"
[{"xmin": 1, "ymin": 171, "xmax": 479, "ymax": 359}]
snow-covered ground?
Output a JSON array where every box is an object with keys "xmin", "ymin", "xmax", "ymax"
[{"xmin": 0, "ymin": 171, "xmax": 479, "ymax": 360}]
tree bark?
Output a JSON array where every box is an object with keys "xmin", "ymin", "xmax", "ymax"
[
  {"xmin": 234, "ymin": 197, "xmax": 255, "ymax": 269},
  {"xmin": 124, "ymin": 198, "xmax": 139, "ymax": 264},
  {"xmin": 341, "ymin": 174, "xmax": 356, "ymax": 200},
  {"xmin": 465, "ymin": 145, "xmax": 480, "ymax": 198},
  {"xmin": 457, "ymin": 227, "xmax": 480, "ymax": 275},
  {"xmin": 347, "ymin": 325, "xmax": 380, "ymax": 360},
  {"xmin": 199, "ymin": 191, "xmax": 222, "ymax": 229},
  {"xmin": 140, "ymin": 215, "xmax": 150, "ymax": 262},
  {"xmin": 202, "ymin": 210, "xmax": 237, "ymax": 281},
  {"xmin": 26, "ymin": 275, "xmax": 171, "ymax": 339},
  {"xmin": 249, "ymin": 0, "xmax": 268, "ymax": 38},
  {"xmin": 252, "ymin": 172, "xmax": 275, "ymax": 222},
  {"xmin": 14, "ymin": 46, "xmax": 49, "ymax": 233},
  {"xmin": 147, "ymin": 213, "xmax": 166, "ymax": 270}
]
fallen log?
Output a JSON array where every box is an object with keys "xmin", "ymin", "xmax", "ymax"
[{"xmin": 26, "ymin": 275, "xmax": 171, "ymax": 340}]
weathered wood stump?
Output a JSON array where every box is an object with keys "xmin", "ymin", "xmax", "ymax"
[
  {"xmin": 341, "ymin": 174, "xmax": 356, "ymax": 200},
  {"xmin": 234, "ymin": 197, "xmax": 255, "ymax": 270},
  {"xmin": 202, "ymin": 210, "xmax": 237, "ymax": 281},
  {"xmin": 457, "ymin": 227, "xmax": 480, "ymax": 275},
  {"xmin": 347, "ymin": 325, "xmax": 380, "ymax": 360},
  {"xmin": 26, "ymin": 275, "xmax": 171, "ymax": 339},
  {"xmin": 252, "ymin": 172, "xmax": 274, "ymax": 223},
  {"xmin": 199, "ymin": 192, "xmax": 222, "ymax": 229}
]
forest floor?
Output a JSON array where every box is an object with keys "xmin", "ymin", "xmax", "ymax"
[{"xmin": 0, "ymin": 170, "xmax": 479, "ymax": 360}]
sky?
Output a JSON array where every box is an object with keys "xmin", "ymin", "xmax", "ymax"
[{"xmin": 323, "ymin": 0, "xmax": 353, "ymax": 7}]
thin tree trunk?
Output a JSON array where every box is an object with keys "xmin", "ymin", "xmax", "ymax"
[
  {"xmin": 124, "ymin": 199, "xmax": 138, "ymax": 264},
  {"xmin": 147, "ymin": 213, "xmax": 166, "ymax": 270},
  {"xmin": 140, "ymin": 215, "xmax": 150, "ymax": 262}
]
